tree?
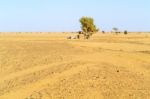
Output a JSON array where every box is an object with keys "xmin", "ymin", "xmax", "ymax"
[
  {"xmin": 124, "ymin": 30, "xmax": 128, "ymax": 35},
  {"xmin": 112, "ymin": 27, "xmax": 118, "ymax": 33},
  {"xmin": 80, "ymin": 17, "xmax": 98, "ymax": 39},
  {"xmin": 112, "ymin": 27, "xmax": 121, "ymax": 34},
  {"xmin": 102, "ymin": 31, "xmax": 105, "ymax": 34}
]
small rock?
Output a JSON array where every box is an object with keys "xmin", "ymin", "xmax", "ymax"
[{"xmin": 117, "ymin": 70, "xmax": 119, "ymax": 72}]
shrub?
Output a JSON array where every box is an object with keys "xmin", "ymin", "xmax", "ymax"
[
  {"xmin": 124, "ymin": 30, "xmax": 128, "ymax": 35},
  {"xmin": 102, "ymin": 31, "xmax": 105, "ymax": 34}
]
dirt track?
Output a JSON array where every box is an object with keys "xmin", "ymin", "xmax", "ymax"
[{"xmin": 0, "ymin": 33, "xmax": 150, "ymax": 99}]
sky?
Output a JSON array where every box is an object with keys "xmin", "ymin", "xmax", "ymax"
[{"xmin": 0, "ymin": 0, "xmax": 150, "ymax": 32}]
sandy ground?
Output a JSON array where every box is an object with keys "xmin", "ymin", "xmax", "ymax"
[{"xmin": 0, "ymin": 33, "xmax": 150, "ymax": 99}]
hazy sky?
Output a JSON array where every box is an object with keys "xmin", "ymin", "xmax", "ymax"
[{"xmin": 0, "ymin": 0, "xmax": 150, "ymax": 32}]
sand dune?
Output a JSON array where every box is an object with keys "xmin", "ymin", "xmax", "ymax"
[{"xmin": 0, "ymin": 33, "xmax": 150, "ymax": 99}]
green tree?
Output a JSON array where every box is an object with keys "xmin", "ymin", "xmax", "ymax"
[
  {"xmin": 112, "ymin": 27, "xmax": 121, "ymax": 34},
  {"xmin": 80, "ymin": 17, "xmax": 98, "ymax": 39},
  {"xmin": 112, "ymin": 27, "xmax": 118, "ymax": 33}
]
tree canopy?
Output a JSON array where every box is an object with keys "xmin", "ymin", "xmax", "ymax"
[
  {"xmin": 80, "ymin": 17, "xmax": 98, "ymax": 33},
  {"xmin": 112, "ymin": 28, "xmax": 118, "ymax": 32}
]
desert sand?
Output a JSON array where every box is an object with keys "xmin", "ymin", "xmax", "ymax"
[{"xmin": 0, "ymin": 33, "xmax": 150, "ymax": 99}]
